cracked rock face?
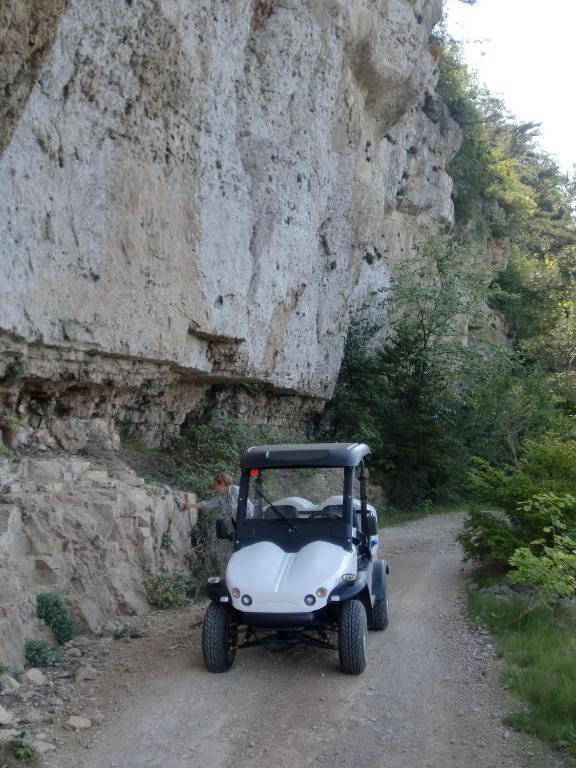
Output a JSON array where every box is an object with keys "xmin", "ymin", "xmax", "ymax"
[
  {"xmin": 0, "ymin": 0, "xmax": 460, "ymax": 441},
  {"xmin": 0, "ymin": 455, "xmax": 197, "ymax": 667}
]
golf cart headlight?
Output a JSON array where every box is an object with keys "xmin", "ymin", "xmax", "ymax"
[
  {"xmin": 342, "ymin": 573, "xmax": 357, "ymax": 582},
  {"xmin": 241, "ymin": 594, "xmax": 252, "ymax": 606},
  {"xmin": 231, "ymin": 587, "xmax": 240, "ymax": 598},
  {"xmin": 207, "ymin": 576, "xmax": 222, "ymax": 584},
  {"xmin": 315, "ymin": 587, "xmax": 328, "ymax": 598},
  {"xmin": 304, "ymin": 594, "xmax": 316, "ymax": 606}
]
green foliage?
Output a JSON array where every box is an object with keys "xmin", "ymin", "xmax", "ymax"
[
  {"xmin": 435, "ymin": 32, "xmax": 575, "ymax": 412},
  {"xmin": 143, "ymin": 572, "xmax": 191, "ymax": 609},
  {"xmin": 327, "ymin": 237, "xmax": 475, "ymax": 505},
  {"xmin": 325, "ymin": 236, "xmax": 555, "ymax": 507},
  {"xmin": 458, "ymin": 507, "xmax": 522, "ymax": 563},
  {"xmin": 7, "ymin": 733, "xmax": 36, "ymax": 761},
  {"xmin": 3, "ymin": 358, "xmax": 25, "ymax": 383},
  {"xmin": 461, "ymin": 436, "xmax": 576, "ymax": 563},
  {"xmin": 24, "ymin": 639, "xmax": 64, "ymax": 668},
  {"xmin": 510, "ymin": 534, "xmax": 576, "ymax": 606},
  {"xmin": 469, "ymin": 436, "xmax": 576, "ymax": 512},
  {"xmin": 159, "ymin": 414, "xmax": 305, "ymax": 499},
  {"xmin": 36, "ymin": 593, "xmax": 76, "ymax": 645},
  {"xmin": 112, "ymin": 624, "xmax": 145, "ymax": 640},
  {"xmin": 0, "ymin": 664, "xmax": 22, "ymax": 681},
  {"xmin": 457, "ymin": 349, "xmax": 561, "ymax": 468},
  {"xmin": 0, "ymin": 444, "xmax": 17, "ymax": 460},
  {"xmin": 468, "ymin": 592, "xmax": 576, "ymax": 753},
  {"xmin": 435, "ymin": 34, "xmax": 536, "ymax": 240}
]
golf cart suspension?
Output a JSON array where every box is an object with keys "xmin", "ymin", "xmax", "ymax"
[{"xmin": 236, "ymin": 625, "xmax": 338, "ymax": 652}]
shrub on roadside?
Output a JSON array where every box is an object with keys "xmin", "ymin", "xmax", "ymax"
[
  {"xmin": 509, "ymin": 532, "xmax": 576, "ymax": 608},
  {"xmin": 458, "ymin": 506, "xmax": 522, "ymax": 563},
  {"xmin": 469, "ymin": 435, "xmax": 576, "ymax": 513},
  {"xmin": 36, "ymin": 593, "xmax": 76, "ymax": 644},
  {"xmin": 460, "ymin": 432, "xmax": 576, "ymax": 571},
  {"xmin": 24, "ymin": 639, "xmax": 64, "ymax": 668},
  {"xmin": 460, "ymin": 492, "xmax": 576, "ymax": 563}
]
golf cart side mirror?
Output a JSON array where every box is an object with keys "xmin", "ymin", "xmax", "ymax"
[
  {"xmin": 365, "ymin": 514, "xmax": 378, "ymax": 537},
  {"xmin": 215, "ymin": 518, "xmax": 233, "ymax": 541}
]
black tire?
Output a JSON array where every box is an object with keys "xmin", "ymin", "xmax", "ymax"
[
  {"xmin": 202, "ymin": 604, "xmax": 237, "ymax": 673},
  {"xmin": 372, "ymin": 574, "xmax": 389, "ymax": 631},
  {"xmin": 338, "ymin": 599, "xmax": 367, "ymax": 675}
]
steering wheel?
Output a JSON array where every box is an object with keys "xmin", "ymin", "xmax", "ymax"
[
  {"xmin": 308, "ymin": 510, "xmax": 340, "ymax": 520},
  {"xmin": 261, "ymin": 505, "xmax": 297, "ymax": 520}
]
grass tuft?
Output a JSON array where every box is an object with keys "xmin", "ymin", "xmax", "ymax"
[{"xmin": 469, "ymin": 590, "xmax": 576, "ymax": 753}]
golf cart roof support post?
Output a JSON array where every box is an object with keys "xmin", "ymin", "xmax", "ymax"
[
  {"xmin": 359, "ymin": 460, "xmax": 367, "ymax": 508},
  {"xmin": 343, "ymin": 464, "xmax": 354, "ymax": 526}
]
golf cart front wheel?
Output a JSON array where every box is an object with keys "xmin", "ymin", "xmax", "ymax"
[
  {"xmin": 372, "ymin": 575, "xmax": 389, "ymax": 631},
  {"xmin": 202, "ymin": 604, "xmax": 237, "ymax": 673},
  {"xmin": 339, "ymin": 599, "xmax": 367, "ymax": 675}
]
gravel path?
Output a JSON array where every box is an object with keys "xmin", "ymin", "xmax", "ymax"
[{"xmin": 45, "ymin": 512, "xmax": 570, "ymax": 768}]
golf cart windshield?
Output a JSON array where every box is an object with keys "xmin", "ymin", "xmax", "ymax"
[{"xmin": 246, "ymin": 467, "xmax": 348, "ymax": 522}]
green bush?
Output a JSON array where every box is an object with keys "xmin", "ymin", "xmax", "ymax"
[
  {"xmin": 460, "ymin": 491, "xmax": 576, "ymax": 564},
  {"xmin": 469, "ymin": 435, "xmax": 576, "ymax": 512},
  {"xmin": 36, "ymin": 593, "xmax": 76, "ymax": 644},
  {"xmin": 461, "ymin": 434, "xmax": 576, "ymax": 567},
  {"xmin": 458, "ymin": 507, "xmax": 523, "ymax": 563},
  {"xmin": 509, "ymin": 533, "xmax": 576, "ymax": 607},
  {"xmin": 143, "ymin": 572, "xmax": 191, "ymax": 609},
  {"xmin": 24, "ymin": 639, "xmax": 64, "ymax": 668}
]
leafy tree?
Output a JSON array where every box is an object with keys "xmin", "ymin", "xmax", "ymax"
[{"xmin": 327, "ymin": 237, "xmax": 484, "ymax": 506}]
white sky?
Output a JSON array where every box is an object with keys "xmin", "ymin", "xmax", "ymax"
[{"xmin": 444, "ymin": 0, "xmax": 576, "ymax": 175}]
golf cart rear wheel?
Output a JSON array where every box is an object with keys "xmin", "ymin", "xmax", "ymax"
[
  {"xmin": 372, "ymin": 576, "xmax": 389, "ymax": 631},
  {"xmin": 202, "ymin": 604, "xmax": 237, "ymax": 673},
  {"xmin": 339, "ymin": 599, "xmax": 367, "ymax": 675}
]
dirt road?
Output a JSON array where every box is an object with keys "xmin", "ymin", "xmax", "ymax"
[{"xmin": 45, "ymin": 513, "xmax": 568, "ymax": 768}]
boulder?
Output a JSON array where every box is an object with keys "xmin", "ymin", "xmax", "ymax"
[
  {"xmin": 0, "ymin": 674, "xmax": 20, "ymax": 693},
  {"xmin": 0, "ymin": 704, "xmax": 15, "ymax": 726},
  {"xmin": 66, "ymin": 716, "xmax": 91, "ymax": 731},
  {"xmin": 21, "ymin": 668, "xmax": 46, "ymax": 687},
  {"xmin": 75, "ymin": 665, "xmax": 98, "ymax": 682}
]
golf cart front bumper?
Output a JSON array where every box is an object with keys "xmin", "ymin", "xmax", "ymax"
[{"xmin": 238, "ymin": 611, "xmax": 322, "ymax": 629}]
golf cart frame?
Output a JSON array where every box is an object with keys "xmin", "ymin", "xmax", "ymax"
[{"xmin": 202, "ymin": 443, "xmax": 389, "ymax": 674}]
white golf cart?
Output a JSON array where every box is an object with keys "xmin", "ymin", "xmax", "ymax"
[{"xmin": 202, "ymin": 443, "xmax": 389, "ymax": 675}]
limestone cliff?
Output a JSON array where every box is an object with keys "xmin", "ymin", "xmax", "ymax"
[{"xmin": 0, "ymin": 0, "xmax": 460, "ymax": 446}]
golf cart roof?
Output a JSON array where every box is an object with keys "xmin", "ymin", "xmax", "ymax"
[{"xmin": 240, "ymin": 442, "xmax": 371, "ymax": 469}]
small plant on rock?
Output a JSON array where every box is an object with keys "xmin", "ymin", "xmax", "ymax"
[
  {"xmin": 3, "ymin": 358, "xmax": 25, "ymax": 383},
  {"xmin": 8, "ymin": 732, "xmax": 36, "ymax": 761},
  {"xmin": 112, "ymin": 624, "xmax": 145, "ymax": 640},
  {"xmin": 36, "ymin": 592, "xmax": 76, "ymax": 644},
  {"xmin": 143, "ymin": 572, "xmax": 191, "ymax": 609},
  {"xmin": 24, "ymin": 639, "xmax": 64, "ymax": 668}
]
